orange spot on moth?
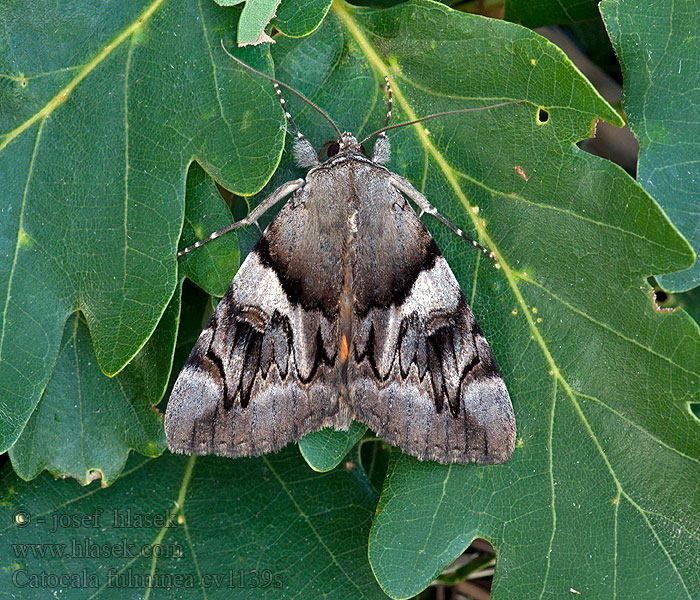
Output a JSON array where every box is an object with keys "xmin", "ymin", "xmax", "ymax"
[{"xmin": 340, "ymin": 334, "xmax": 349, "ymax": 363}]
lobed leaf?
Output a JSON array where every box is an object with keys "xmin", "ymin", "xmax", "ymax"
[
  {"xmin": 6, "ymin": 160, "xmax": 239, "ymax": 485},
  {"xmin": 0, "ymin": 0, "xmax": 284, "ymax": 452},
  {"xmin": 6, "ymin": 308, "xmax": 171, "ymax": 486},
  {"xmin": 601, "ymin": 0, "xmax": 700, "ymax": 292}
]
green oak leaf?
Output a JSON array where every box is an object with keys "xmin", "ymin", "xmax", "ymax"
[
  {"xmin": 5, "ymin": 161, "xmax": 239, "ymax": 485},
  {"xmin": 6, "ymin": 306, "xmax": 172, "ymax": 487},
  {"xmin": 0, "ymin": 0, "xmax": 284, "ymax": 452},
  {"xmin": 274, "ymin": 0, "xmax": 333, "ymax": 38},
  {"xmin": 0, "ymin": 448, "xmax": 389, "ymax": 599},
  {"xmin": 202, "ymin": 1, "xmax": 697, "ymax": 597},
  {"xmin": 299, "ymin": 422, "xmax": 368, "ymax": 472},
  {"xmin": 601, "ymin": 0, "xmax": 700, "ymax": 292},
  {"xmin": 504, "ymin": 0, "xmax": 600, "ymax": 28}
]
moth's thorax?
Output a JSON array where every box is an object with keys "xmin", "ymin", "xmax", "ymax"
[
  {"xmin": 310, "ymin": 154, "xmax": 389, "ymax": 179},
  {"xmin": 304, "ymin": 160, "xmax": 390, "ymax": 212}
]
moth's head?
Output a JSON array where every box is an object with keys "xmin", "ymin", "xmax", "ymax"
[
  {"xmin": 294, "ymin": 131, "xmax": 390, "ymax": 169},
  {"xmin": 322, "ymin": 132, "xmax": 365, "ymax": 160}
]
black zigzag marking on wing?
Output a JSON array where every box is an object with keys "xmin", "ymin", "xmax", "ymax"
[
  {"xmin": 205, "ymin": 348, "xmax": 228, "ymax": 407},
  {"xmin": 297, "ymin": 329, "xmax": 335, "ymax": 385},
  {"xmin": 207, "ymin": 306, "xmax": 337, "ymax": 412},
  {"xmin": 354, "ymin": 297, "xmax": 497, "ymax": 416}
]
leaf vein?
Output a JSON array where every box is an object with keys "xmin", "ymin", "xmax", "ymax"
[
  {"xmin": 522, "ymin": 275, "xmax": 699, "ymax": 378},
  {"xmin": 0, "ymin": 118, "xmax": 45, "ymax": 362},
  {"xmin": 262, "ymin": 455, "xmax": 367, "ymax": 598},
  {"xmin": 538, "ymin": 378, "xmax": 559, "ymax": 599}
]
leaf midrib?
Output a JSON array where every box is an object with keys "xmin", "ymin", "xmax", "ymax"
[{"xmin": 0, "ymin": 0, "xmax": 167, "ymax": 154}]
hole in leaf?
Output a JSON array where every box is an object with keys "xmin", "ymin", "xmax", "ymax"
[
  {"xmin": 647, "ymin": 279, "xmax": 677, "ymax": 313},
  {"xmin": 536, "ymin": 107, "xmax": 549, "ymax": 124},
  {"xmin": 433, "ymin": 538, "xmax": 496, "ymax": 596},
  {"xmin": 690, "ymin": 403, "xmax": 700, "ymax": 421},
  {"xmin": 86, "ymin": 469, "xmax": 104, "ymax": 484}
]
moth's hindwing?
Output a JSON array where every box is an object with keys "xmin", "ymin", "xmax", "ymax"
[
  {"xmin": 165, "ymin": 186, "xmax": 352, "ymax": 458},
  {"xmin": 347, "ymin": 167, "xmax": 515, "ymax": 464}
]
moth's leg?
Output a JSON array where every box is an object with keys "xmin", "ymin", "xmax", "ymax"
[
  {"xmin": 382, "ymin": 76, "xmax": 393, "ymax": 129},
  {"xmin": 389, "ymin": 173, "xmax": 498, "ymax": 263},
  {"xmin": 177, "ymin": 178, "xmax": 305, "ymax": 257}
]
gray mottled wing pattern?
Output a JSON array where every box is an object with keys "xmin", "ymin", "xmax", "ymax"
[
  {"xmin": 166, "ymin": 157, "xmax": 514, "ymax": 464},
  {"xmin": 348, "ymin": 168, "xmax": 515, "ymax": 464},
  {"xmin": 165, "ymin": 186, "xmax": 351, "ymax": 458}
]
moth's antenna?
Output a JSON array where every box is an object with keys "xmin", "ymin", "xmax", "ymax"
[
  {"xmin": 272, "ymin": 83, "xmax": 302, "ymax": 138},
  {"xmin": 220, "ymin": 40, "xmax": 341, "ymax": 139},
  {"xmin": 360, "ymin": 101, "xmax": 526, "ymax": 145}
]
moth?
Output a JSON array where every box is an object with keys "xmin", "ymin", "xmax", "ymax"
[{"xmin": 165, "ymin": 44, "xmax": 516, "ymax": 464}]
